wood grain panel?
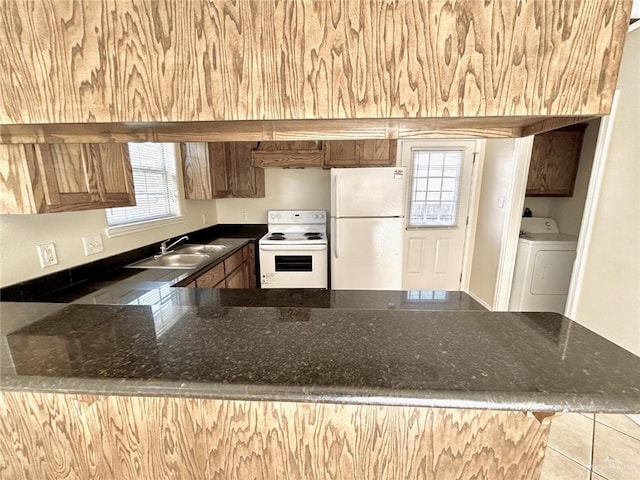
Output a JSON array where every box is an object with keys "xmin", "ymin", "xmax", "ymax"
[
  {"xmin": 208, "ymin": 143, "xmax": 232, "ymax": 198},
  {"xmin": 181, "ymin": 142, "xmax": 214, "ymax": 199},
  {"xmin": 252, "ymin": 140, "xmax": 325, "ymax": 168},
  {"xmin": 0, "ymin": 144, "xmax": 37, "ymax": 214},
  {"xmin": 225, "ymin": 265, "xmax": 245, "ymax": 289},
  {"xmin": 0, "ymin": 391, "xmax": 551, "ymax": 480},
  {"xmin": 0, "ymin": 1, "xmax": 630, "ymax": 125},
  {"xmin": 0, "ymin": 117, "xmax": 558, "ymax": 144},
  {"xmin": 228, "ymin": 142, "xmax": 265, "ymax": 198},
  {"xmin": 527, "ymin": 128, "xmax": 585, "ymax": 196},
  {"xmin": 223, "ymin": 250, "xmax": 244, "ymax": 279},
  {"xmin": 195, "ymin": 263, "xmax": 225, "ymax": 288},
  {"xmin": 87, "ymin": 143, "xmax": 135, "ymax": 205},
  {"xmin": 252, "ymin": 151, "xmax": 324, "ymax": 168}
]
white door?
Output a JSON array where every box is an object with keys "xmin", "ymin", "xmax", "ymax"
[
  {"xmin": 331, "ymin": 217, "xmax": 403, "ymax": 290},
  {"xmin": 401, "ymin": 140, "xmax": 477, "ymax": 290}
]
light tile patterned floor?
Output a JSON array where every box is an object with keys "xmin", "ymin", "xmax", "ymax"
[{"xmin": 540, "ymin": 413, "xmax": 640, "ymax": 480}]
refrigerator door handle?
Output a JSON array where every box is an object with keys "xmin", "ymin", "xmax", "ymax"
[
  {"xmin": 335, "ymin": 220, "xmax": 339, "ymax": 259},
  {"xmin": 334, "ymin": 175, "xmax": 340, "ymax": 218}
]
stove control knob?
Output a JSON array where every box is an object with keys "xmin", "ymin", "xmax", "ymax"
[
  {"xmin": 276, "ymin": 214, "xmax": 282, "ymax": 219},
  {"xmin": 312, "ymin": 214, "xmax": 318, "ymax": 219}
]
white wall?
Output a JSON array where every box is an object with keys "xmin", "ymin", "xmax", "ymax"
[
  {"xmin": 522, "ymin": 197, "xmax": 552, "ymax": 218},
  {"xmin": 569, "ymin": 25, "xmax": 640, "ymax": 356},
  {"xmin": 468, "ymin": 138, "xmax": 519, "ymax": 308},
  {"xmin": 216, "ymin": 168, "xmax": 331, "ymax": 224},
  {"xmin": 0, "ymin": 146, "xmax": 218, "ymax": 287}
]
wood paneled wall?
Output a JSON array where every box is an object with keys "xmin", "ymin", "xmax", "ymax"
[
  {"xmin": 0, "ymin": 0, "xmax": 631, "ymax": 126},
  {"xmin": 0, "ymin": 390, "xmax": 551, "ymax": 479}
]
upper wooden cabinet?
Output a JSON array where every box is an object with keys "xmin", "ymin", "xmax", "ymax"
[
  {"xmin": 182, "ymin": 142, "xmax": 265, "ymax": 199},
  {"xmin": 251, "ymin": 142, "xmax": 324, "ymax": 168},
  {"xmin": 0, "ymin": 143, "xmax": 135, "ymax": 214},
  {"xmin": 324, "ymin": 140, "xmax": 397, "ymax": 168},
  {"xmin": 0, "ymin": 0, "xmax": 631, "ymax": 139},
  {"xmin": 526, "ymin": 126, "xmax": 587, "ymax": 197}
]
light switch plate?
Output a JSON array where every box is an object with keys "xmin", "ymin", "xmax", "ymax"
[
  {"xmin": 82, "ymin": 234, "xmax": 104, "ymax": 256},
  {"xmin": 37, "ymin": 243, "xmax": 58, "ymax": 268}
]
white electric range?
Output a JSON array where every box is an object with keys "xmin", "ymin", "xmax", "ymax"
[{"xmin": 259, "ymin": 210, "xmax": 328, "ymax": 289}]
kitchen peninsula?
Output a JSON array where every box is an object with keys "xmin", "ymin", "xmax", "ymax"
[{"xmin": 2, "ymin": 279, "xmax": 640, "ymax": 478}]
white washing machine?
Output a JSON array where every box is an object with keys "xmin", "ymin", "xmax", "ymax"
[{"xmin": 509, "ymin": 217, "xmax": 578, "ymax": 314}]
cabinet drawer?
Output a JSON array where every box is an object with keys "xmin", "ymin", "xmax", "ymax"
[
  {"xmin": 195, "ymin": 263, "xmax": 225, "ymax": 288},
  {"xmin": 224, "ymin": 249, "xmax": 244, "ymax": 274}
]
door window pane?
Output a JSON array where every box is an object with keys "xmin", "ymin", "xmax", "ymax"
[{"xmin": 407, "ymin": 150, "xmax": 463, "ymax": 227}]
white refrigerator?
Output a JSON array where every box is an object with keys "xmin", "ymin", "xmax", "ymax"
[{"xmin": 330, "ymin": 167, "xmax": 405, "ymax": 290}]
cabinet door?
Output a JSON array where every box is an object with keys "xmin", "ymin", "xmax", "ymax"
[
  {"xmin": 324, "ymin": 140, "xmax": 396, "ymax": 168},
  {"xmin": 86, "ymin": 144, "xmax": 136, "ymax": 206},
  {"xmin": 527, "ymin": 129, "xmax": 584, "ymax": 196},
  {"xmin": 35, "ymin": 143, "xmax": 134, "ymax": 213},
  {"xmin": 358, "ymin": 140, "xmax": 397, "ymax": 167},
  {"xmin": 325, "ymin": 141, "xmax": 358, "ymax": 167},
  {"xmin": 36, "ymin": 143, "xmax": 97, "ymax": 210},
  {"xmin": 208, "ymin": 142, "xmax": 232, "ymax": 197},
  {"xmin": 225, "ymin": 265, "xmax": 245, "ymax": 288},
  {"xmin": 228, "ymin": 142, "xmax": 265, "ymax": 198},
  {"xmin": 245, "ymin": 244, "xmax": 256, "ymax": 288},
  {"xmin": 223, "ymin": 249, "xmax": 244, "ymax": 276},
  {"xmin": 182, "ymin": 142, "xmax": 213, "ymax": 199},
  {"xmin": 195, "ymin": 263, "xmax": 225, "ymax": 288},
  {"xmin": 0, "ymin": 144, "xmax": 41, "ymax": 214},
  {"xmin": 182, "ymin": 142, "xmax": 231, "ymax": 199}
]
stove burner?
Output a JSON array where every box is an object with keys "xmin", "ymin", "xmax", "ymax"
[
  {"xmin": 304, "ymin": 232, "xmax": 322, "ymax": 237},
  {"xmin": 306, "ymin": 236, "xmax": 322, "ymax": 240},
  {"xmin": 270, "ymin": 232, "xmax": 285, "ymax": 236},
  {"xmin": 267, "ymin": 236, "xmax": 285, "ymax": 240}
]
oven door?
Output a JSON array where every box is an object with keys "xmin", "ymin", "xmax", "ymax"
[{"xmin": 259, "ymin": 244, "xmax": 328, "ymax": 288}]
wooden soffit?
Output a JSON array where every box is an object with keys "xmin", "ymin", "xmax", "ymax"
[{"xmin": 0, "ymin": 0, "xmax": 632, "ymax": 142}]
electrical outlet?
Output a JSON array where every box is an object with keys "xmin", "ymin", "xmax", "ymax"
[
  {"xmin": 37, "ymin": 243, "xmax": 58, "ymax": 268},
  {"xmin": 82, "ymin": 234, "xmax": 104, "ymax": 256},
  {"xmin": 241, "ymin": 212, "xmax": 248, "ymax": 222}
]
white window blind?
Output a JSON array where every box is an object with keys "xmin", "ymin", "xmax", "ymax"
[
  {"xmin": 106, "ymin": 143, "xmax": 179, "ymax": 227},
  {"xmin": 407, "ymin": 150, "xmax": 463, "ymax": 227}
]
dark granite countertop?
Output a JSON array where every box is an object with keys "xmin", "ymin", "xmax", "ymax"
[
  {"xmin": 1, "ymin": 224, "xmax": 638, "ymax": 413},
  {"xmin": 1, "ymin": 296, "xmax": 639, "ymax": 413}
]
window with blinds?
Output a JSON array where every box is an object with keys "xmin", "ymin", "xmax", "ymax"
[
  {"xmin": 106, "ymin": 143, "xmax": 179, "ymax": 227},
  {"xmin": 407, "ymin": 150, "xmax": 464, "ymax": 227}
]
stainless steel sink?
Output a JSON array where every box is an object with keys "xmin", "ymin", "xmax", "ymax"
[
  {"xmin": 126, "ymin": 238, "xmax": 246, "ymax": 270},
  {"xmin": 127, "ymin": 253, "xmax": 212, "ymax": 270},
  {"xmin": 174, "ymin": 244, "xmax": 228, "ymax": 255}
]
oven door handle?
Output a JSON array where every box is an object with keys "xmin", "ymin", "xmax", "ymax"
[{"xmin": 259, "ymin": 245, "xmax": 327, "ymax": 252}]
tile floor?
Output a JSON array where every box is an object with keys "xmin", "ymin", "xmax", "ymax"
[{"xmin": 540, "ymin": 413, "xmax": 640, "ymax": 480}]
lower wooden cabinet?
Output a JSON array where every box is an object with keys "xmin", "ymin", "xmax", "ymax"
[
  {"xmin": 194, "ymin": 263, "xmax": 225, "ymax": 288},
  {"xmin": 0, "ymin": 143, "xmax": 135, "ymax": 214},
  {"xmin": 191, "ymin": 244, "xmax": 256, "ymax": 289}
]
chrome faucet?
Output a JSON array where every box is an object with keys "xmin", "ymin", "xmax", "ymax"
[{"xmin": 160, "ymin": 235, "xmax": 189, "ymax": 255}]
